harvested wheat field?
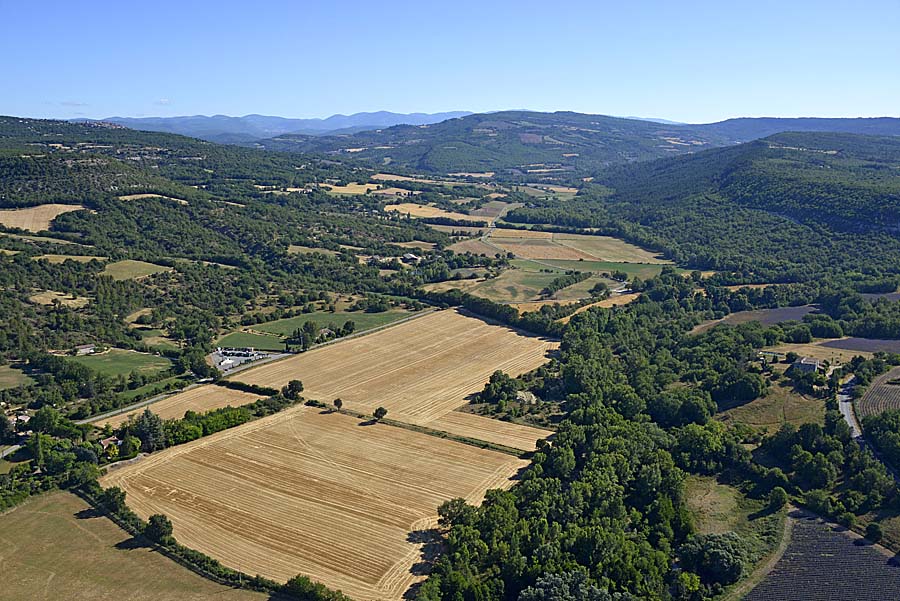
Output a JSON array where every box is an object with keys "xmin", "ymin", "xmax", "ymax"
[
  {"xmin": 0, "ymin": 204, "xmax": 84, "ymax": 232},
  {"xmin": 384, "ymin": 203, "xmax": 484, "ymax": 223},
  {"xmin": 323, "ymin": 182, "xmax": 379, "ymax": 195},
  {"xmin": 102, "ymin": 384, "xmax": 261, "ymax": 428},
  {"xmin": 230, "ymin": 309, "xmax": 558, "ymax": 427},
  {"xmin": 447, "ymin": 238, "xmax": 500, "ymax": 255},
  {"xmin": 490, "ymin": 228, "xmax": 553, "ymax": 239},
  {"xmin": 101, "ymin": 408, "xmax": 526, "ymax": 601},
  {"xmin": 429, "ymin": 411, "xmax": 552, "ymax": 452}
]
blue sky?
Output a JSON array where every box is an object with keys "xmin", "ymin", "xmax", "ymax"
[{"xmin": 2, "ymin": 0, "xmax": 898, "ymax": 123}]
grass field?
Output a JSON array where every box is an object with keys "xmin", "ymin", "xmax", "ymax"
[
  {"xmin": 69, "ymin": 349, "xmax": 172, "ymax": 378},
  {"xmin": 0, "ymin": 204, "xmax": 84, "ymax": 232},
  {"xmin": 0, "ymin": 492, "xmax": 264, "ymax": 601},
  {"xmin": 132, "ymin": 327, "xmax": 179, "ymax": 351},
  {"xmin": 522, "ymin": 259, "xmax": 672, "ymax": 280},
  {"xmin": 230, "ymin": 309, "xmax": 557, "ymax": 427},
  {"xmin": 718, "ymin": 381, "xmax": 824, "ymax": 430},
  {"xmin": 384, "ymin": 203, "xmax": 486, "ymax": 222},
  {"xmin": 691, "ymin": 306, "xmax": 818, "ymax": 335},
  {"xmin": 447, "ymin": 238, "xmax": 500, "ymax": 255},
  {"xmin": 461, "ymin": 269, "xmax": 563, "ymax": 303},
  {"xmin": 216, "ymin": 330, "xmax": 285, "ymax": 351},
  {"xmin": 102, "ymin": 260, "xmax": 172, "ymax": 280},
  {"xmin": 254, "ymin": 309, "xmax": 411, "ymax": 337},
  {"xmin": 101, "ymin": 408, "xmax": 527, "ymax": 601},
  {"xmin": 556, "ymin": 293, "xmax": 642, "ymax": 323},
  {"xmin": 287, "ymin": 245, "xmax": 339, "ymax": 256},
  {"xmin": 28, "ymin": 290, "xmax": 91, "ymax": 308},
  {"xmin": 0, "ymin": 364, "xmax": 34, "ymax": 390},
  {"xmin": 103, "ymin": 384, "xmax": 261, "ymax": 427},
  {"xmin": 323, "ymin": 182, "xmax": 380, "ymax": 195},
  {"xmin": 486, "ymin": 230, "xmax": 669, "ymax": 263}
]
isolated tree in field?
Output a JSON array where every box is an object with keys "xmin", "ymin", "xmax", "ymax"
[
  {"xmin": 145, "ymin": 513, "xmax": 174, "ymax": 544},
  {"xmin": 333, "ymin": 398, "xmax": 343, "ymax": 411},
  {"xmin": 768, "ymin": 486, "xmax": 788, "ymax": 510},
  {"xmin": 282, "ymin": 379, "xmax": 304, "ymax": 400},
  {"xmin": 373, "ymin": 407, "xmax": 388, "ymax": 421},
  {"xmin": 866, "ymin": 522, "xmax": 883, "ymax": 543}
]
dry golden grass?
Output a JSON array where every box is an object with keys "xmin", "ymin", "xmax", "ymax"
[
  {"xmin": 420, "ymin": 278, "xmax": 485, "ymax": 294},
  {"xmin": 33, "ymin": 254, "xmax": 106, "ymax": 264},
  {"xmin": 372, "ymin": 173, "xmax": 442, "ymax": 184},
  {"xmin": 372, "ymin": 187, "xmax": 420, "ymax": 197},
  {"xmin": 490, "ymin": 229, "xmax": 553, "ymax": 239},
  {"xmin": 429, "ymin": 411, "xmax": 552, "ymax": 452},
  {"xmin": 430, "ymin": 224, "xmax": 487, "ymax": 235},
  {"xmin": 447, "ymin": 238, "xmax": 500, "ymax": 255},
  {"xmin": 0, "ymin": 204, "xmax": 84, "ymax": 232},
  {"xmin": 102, "ymin": 385, "xmax": 262, "ymax": 428},
  {"xmin": 117, "ymin": 194, "xmax": 188, "ymax": 205},
  {"xmin": 101, "ymin": 408, "xmax": 526, "ymax": 601},
  {"xmin": 384, "ymin": 203, "xmax": 484, "ymax": 222},
  {"xmin": 448, "ymin": 172, "xmax": 495, "ymax": 178},
  {"xmin": 230, "ymin": 310, "xmax": 557, "ymax": 427},
  {"xmin": 322, "ymin": 183, "xmax": 380, "ymax": 195},
  {"xmin": 551, "ymin": 233, "xmax": 669, "ymax": 263},
  {"xmin": 508, "ymin": 299, "xmax": 578, "ymax": 314},
  {"xmin": 492, "ymin": 239, "xmax": 593, "ymax": 260},
  {"xmin": 393, "ymin": 240, "xmax": 436, "ymax": 250},
  {"xmin": 28, "ymin": 290, "xmax": 90, "ymax": 308},
  {"xmin": 557, "ymin": 293, "xmax": 641, "ymax": 323},
  {"xmin": 766, "ymin": 339, "xmax": 872, "ymax": 365}
]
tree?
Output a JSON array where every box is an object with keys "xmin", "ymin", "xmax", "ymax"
[
  {"xmin": 518, "ymin": 571, "xmax": 615, "ymax": 601},
  {"xmin": 133, "ymin": 409, "xmax": 166, "ymax": 453},
  {"xmin": 282, "ymin": 379, "xmax": 304, "ymax": 400},
  {"xmin": 0, "ymin": 413, "xmax": 14, "ymax": 444},
  {"xmin": 678, "ymin": 532, "xmax": 747, "ymax": 586},
  {"xmin": 768, "ymin": 486, "xmax": 788, "ymax": 510},
  {"xmin": 30, "ymin": 406, "xmax": 61, "ymax": 434},
  {"xmin": 866, "ymin": 522, "xmax": 883, "ymax": 543},
  {"xmin": 145, "ymin": 513, "xmax": 174, "ymax": 544},
  {"xmin": 373, "ymin": 407, "xmax": 388, "ymax": 421},
  {"xmin": 333, "ymin": 398, "xmax": 343, "ymax": 411}
]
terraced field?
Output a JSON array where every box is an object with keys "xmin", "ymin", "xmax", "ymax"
[
  {"xmin": 857, "ymin": 366, "xmax": 900, "ymax": 419},
  {"xmin": 101, "ymin": 408, "xmax": 527, "ymax": 601},
  {"xmin": 745, "ymin": 513, "xmax": 900, "ymax": 600}
]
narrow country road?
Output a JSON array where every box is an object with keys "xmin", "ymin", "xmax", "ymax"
[{"xmin": 836, "ymin": 374, "xmax": 862, "ymax": 438}]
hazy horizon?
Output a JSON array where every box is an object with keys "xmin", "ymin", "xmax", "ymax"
[{"xmin": 3, "ymin": 0, "xmax": 898, "ymax": 123}]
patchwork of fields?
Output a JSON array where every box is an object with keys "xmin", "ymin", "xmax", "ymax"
[{"xmin": 101, "ymin": 408, "xmax": 527, "ymax": 601}]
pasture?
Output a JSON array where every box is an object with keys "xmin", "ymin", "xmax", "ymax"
[
  {"xmin": 216, "ymin": 330, "xmax": 285, "ymax": 351},
  {"xmin": 69, "ymin": 349, "xmax": 172, "ymax": 378},
  {"xmin": 101, "ymin": 408, "xmax": 527, "ymax": 601},
  {"xmin": 102, "ymin": 384, "xmax": 261, "ymax": 427},
  {"xmin": 522, "ymin": 259, "xmax": 672, "ymax": 280},
  {"xmin": 102, "ymin": 259, "xmax": 172, "ymax": 280},
  {"xmin": 717, "ymin": 381, "xmax": 824, "ymax": 429},
  {"xmin": 486, "ymin": 230, "xmax": 669, "ymax": 263},
  {"xmin": 856, "ymin": 366, "xmax": 900, "ymax": 419},
  {"xmin": 0, "ymin": 492, "xmax": 263, "ymax": 601},
  {"xmin": 0, "ymin": 203, "xmax": 84, "ymax": 232},
  {"xmin": 766, "ymin": 339, "xmax": 873, "ymax": 365},
  {"xmin": 447, "ymin": 238, "xmax": 500, "ymax": 255},
  {"xmin": 557, "ymin": 293, "xmax": 642, "ymax": 323},
  {"xmin": 323, "ymin": 182, "xmax": 380, "ymax": 195},
  {"xmin": 254, "ymin": 308, "xmax": 411, "ymax": 337},
  {"xmin": 28, "ymin": 290, "xmax": 91, "ymax": 308},
  {"xmin": 287, "ymin": 245, "xmax": 339, "ymax": 256},
  {"xmin": 229, "ymin": 309, "xmax": 558, "ymax": 427},
  {"xmin": 0, "ymin": 364, "xmax": 33, "ymax": 390}
]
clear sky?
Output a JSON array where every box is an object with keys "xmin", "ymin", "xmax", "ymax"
[{"xmin": 2, "ymin": 0, "xmax": 898, "ymax": 123}]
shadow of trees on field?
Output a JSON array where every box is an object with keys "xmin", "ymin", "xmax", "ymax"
[
  {"xmin": 404, "ymin": 529, "xmax": 443, "ymax": 599},
  {"xmin": 74, "ymin": 507, "xmax": 104, "ymax": 520}
]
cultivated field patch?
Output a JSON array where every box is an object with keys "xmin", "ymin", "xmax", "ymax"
[
  {"xmin": 0, "ymin": 492, "xmax": 263, "ymax": 601},
  {"xmin": 820, "ymin": 337, "xmax": 900, "ymax": 354},
  {"xmin": 287, "ymin": 245, "xmax": 339, "ymax": 256},
  {"xmin": 857, "ymin": 366, "xmax": 900, "ymax": 419},
  {"xmin": 766, "ymin": 339, "xmax": 873, "ymax": 365},
  {"xmin": 428, "ymin": 411, "xmax": 552, "ymax": 452},
  {"xmin": 102, "ymin": 384, "xmax": 261, "ymax": 427},
  {"xmin": 557, "ymin": 293, "xmax": 641, "ymax": 323},
  {"xmin": 691, "ymin": 306, "xmax": 818, "ymax": 335},
  {"xmin": 69, "ymin": 348, "xmax": 172, "ymax": 378},
  {"xmin": 230, "ymin": 309, "xmax": 558, "ymax": 427},
  {"xmin": 0, "ymin": 204, "xmax": 84, "ymax": 232},
  {"xmin": 118, "ymin": 193, "xmax": 188, "ymax": 205},
  {"xmin": 102, "ymin": 259, "xmax": 172, "ymax": 280},
  {"xmin": 447, "ymin": 238, "xmax": 500, "ymax": 256},
  {"xmin": 28, "ymin": 290, "xmax": 91, "ymax": 308},
  {"xmin": 101, "ymin": 408, "xmax": 527, "ymax": 600},
  {"xmin": 322, "ymin": 182, "xmax": 380, "ymax": 195},
  {"xmin": 0, "ymin": 364, "xmax": 34, "ymax": 391},
  {"xmin": 384, "ymin": 203, "xmax": 485, "ymax": 223}
]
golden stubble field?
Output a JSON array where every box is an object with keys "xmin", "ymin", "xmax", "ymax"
[
  {"xmin": 0, "ymin": 204, "xmax": 84, "ymax": 232},
  {"xmin": 102, "ymin": 385, "xmax": 262, "ymax": 428},
  {"xmin": 101, "ymin": 407, "xmax": 528, "ymax": 601},
  {"xmin": 228, "ymin": 309, "xmax": 558, "ymax": 437}
]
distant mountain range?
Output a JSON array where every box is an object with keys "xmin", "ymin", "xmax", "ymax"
[
  {"xmin": 74, "ymin": 111, "xmax": 473, "ymax": 143},
  {"xmin": 253, "ymin": 111, "xmax": 900, "ymax": 177}
]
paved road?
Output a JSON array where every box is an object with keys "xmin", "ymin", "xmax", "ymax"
[{"xmin": 836, "ymin": 374, "xmax": 862, "ymax": 438}]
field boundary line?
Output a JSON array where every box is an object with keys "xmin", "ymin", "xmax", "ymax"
[{"xmin": 722, "ymin": 505, "xmax": 795, "ymax": 601}]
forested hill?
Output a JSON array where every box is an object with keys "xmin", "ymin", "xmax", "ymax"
[
  {"xmin": 505, "ymin": 132, "xmax": 900, "ymax": 283},
  {"xmin": 253, "ymin": 110, "xmax": 900, "ymax": 178},
  {"xmin": 255, "ymin": 111, "xmax": 732, "ymax": 175}
]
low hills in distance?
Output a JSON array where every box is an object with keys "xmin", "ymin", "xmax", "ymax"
[{"xmin": 74, "ymin": 110, "xmax": 472, "ymax": 144}]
